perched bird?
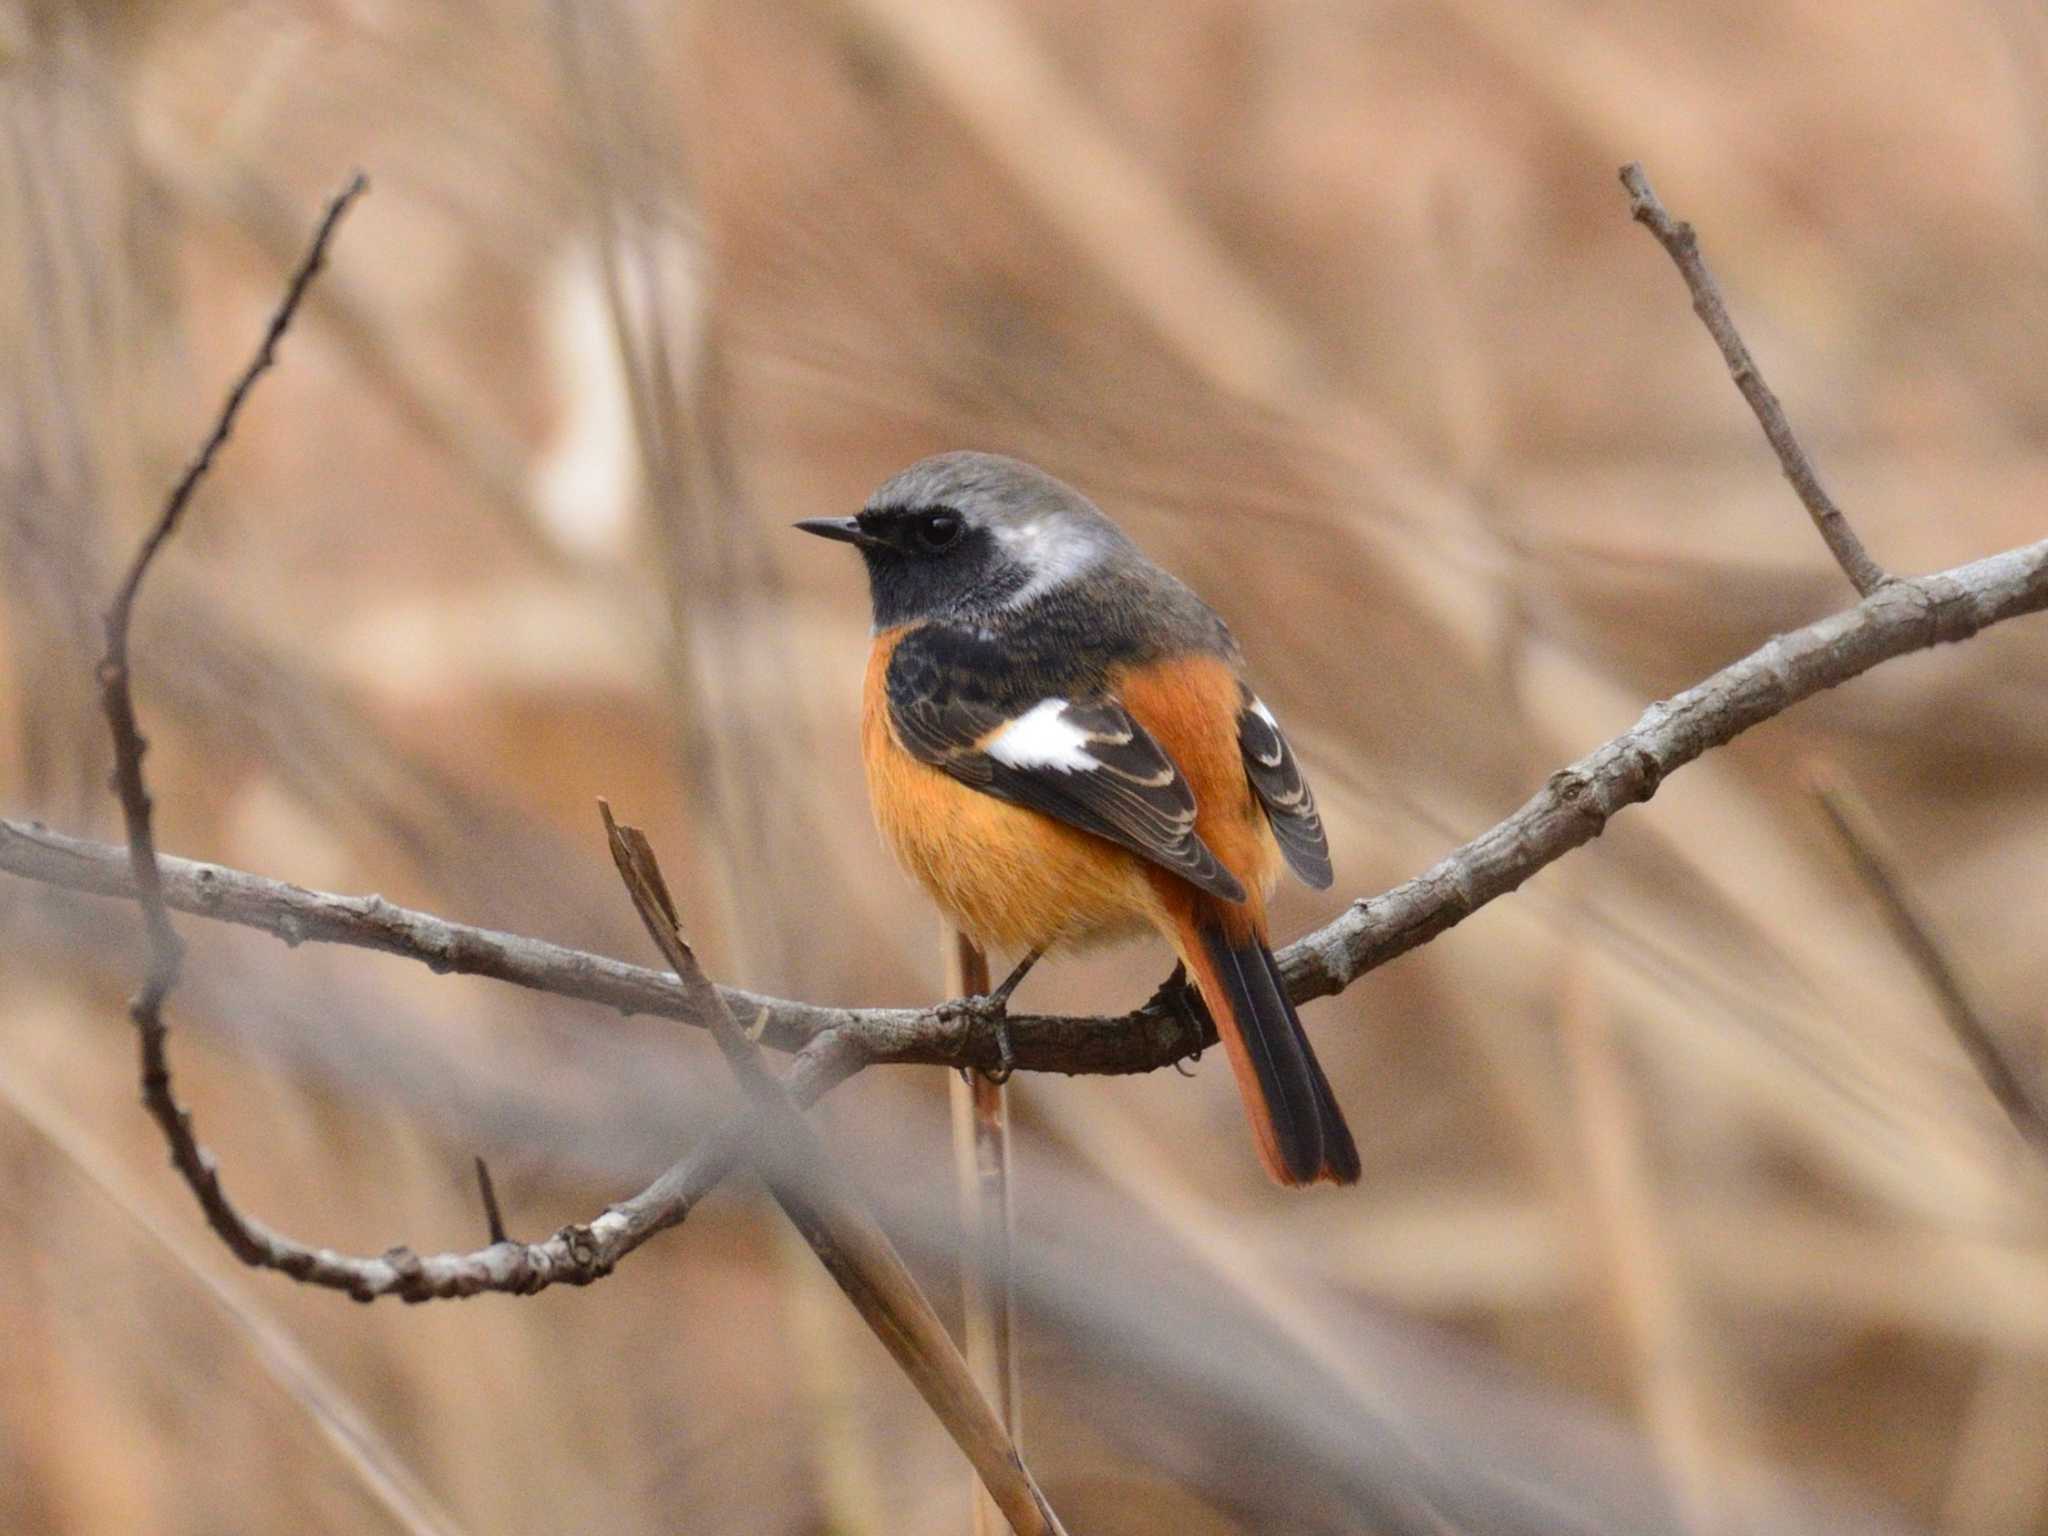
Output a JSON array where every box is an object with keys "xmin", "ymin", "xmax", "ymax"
[{"xmin": 799, "ymin": 452, "xmax": 1358, "ymax": 1186}]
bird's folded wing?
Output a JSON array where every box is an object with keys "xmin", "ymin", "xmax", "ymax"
[
  {"xmin": 1236, "ymin": 691, "xmax": 1334, "ymax": 890},
  {"xmin": 887, "ymin": 639, "xmax": 1245, "ymax": 903}
]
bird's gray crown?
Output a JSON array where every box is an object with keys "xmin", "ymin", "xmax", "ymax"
[
  {"xmin": 869, "ymin": 452, "xmax": 1129, "ymax": 546},
  {"xmin": 853, "ymin": 451, "xmax": 1138, "ymax": 626}
]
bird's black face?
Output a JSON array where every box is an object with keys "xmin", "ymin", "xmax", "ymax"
[{"xmin": 796, "ymin": 503, "xmax": 1027, "ymax": 628}]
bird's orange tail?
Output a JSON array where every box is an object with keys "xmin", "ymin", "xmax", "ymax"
[{"xmin": 1173, "ymin": 903, "xmax": 1360, "ymax": 1187}]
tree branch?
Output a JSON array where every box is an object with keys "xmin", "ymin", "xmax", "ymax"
[
  {"xmin": 14, "ymin": 162, "xmax": 2046, "ymax": 1308},
  {"xmin": 62, "ymin": 172, "xmax": 879, "ymax": 1307},
  {"xmin": 1619, "ymin": 161, "xmax": 1892, "ymax": 597},
  {"xmin": 96, "ymin": 171, "xmax": 369, "ymax": 1278},
  {"xmin": 10, "ymin": 537, "xmax": 2041, "ymax": 1075},
  {"xmin": 603, "ymin": 805, "xmax": 1067, "ymax": 1536}
]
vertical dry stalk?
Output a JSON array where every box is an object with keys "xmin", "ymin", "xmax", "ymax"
[
  {"xmin": 946, "ymin": 927, "xmax": 1018, "ymax": 1536},
  {"xmin": 555, "ymin": 1, "xmax": 826, "ymax": 990},
  {"xmin": 777, "ymin": 1220, "xmax": 890, "ymax": 1536}
]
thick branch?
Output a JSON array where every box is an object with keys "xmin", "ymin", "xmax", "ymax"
[
  {"xmin": 1620, "ymin": 162, "xmax": 1892, "ymax": 597},
  {"xmin": 11, "ymin": 537, "xmax": 2043, "ymax": 1085}
]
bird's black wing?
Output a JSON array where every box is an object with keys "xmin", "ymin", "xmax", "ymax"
[
  {"xmin": 1236, "ymin": 689, "xmax": 1334, "ymax": 889},
  {"xmin": 886, "ymin": 626, "xmax": 1246, "ymax": 903}
]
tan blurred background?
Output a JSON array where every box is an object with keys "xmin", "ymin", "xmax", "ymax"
[{"xmin": 4, "ymin": 1, "xmax": 2048, "ymax": 1531}]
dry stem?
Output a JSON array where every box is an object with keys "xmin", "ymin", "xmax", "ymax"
[
  {"xmin": 603, "ymin": 804, "xmax": 1066, "ymax": 1536},
  {"xmin": 1809, "ymin": 764, "xmax": 2048, "ymax": 1157},
  {"xmin": 1619, "ymin": 162, "xmax": 1891, "ymax": 596}
]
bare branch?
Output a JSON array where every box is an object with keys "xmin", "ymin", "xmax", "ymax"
[
  {"xmin": 1619, "ymin": 161, "xmax": 1892, "ymax": 597},
  {"xmin": 12, "ymin": 159, "xmax": 2046, "ymax": 1314},
  {"xmin": 96, "ymin": 171, "xmax": 369, "ymax": 1277},
  {"xmin": 67, "ymin": 174, "xmax": 874, "ymax": 1307},
  {"xmin": 0, "ymin": 816, "xmax": 857, "ymax": 1050},
  {"xmin": 59, "ymin": 1027, "xmax": 856, "ymax": 1303},
  {"xmin": 8, "ymin": 540, "xmax": 2044, "ymax": 1090},
  {"xmin": 105, "ymin": 171, "xmax": 371, "ymax": 653},
  {"xmin": 1809, "ymin": 763, "xmax": 2048, "ymax": 1157},
  {"xmin": 601, "ymin": 805, "xmax": 1068, "ymax": 1536}
]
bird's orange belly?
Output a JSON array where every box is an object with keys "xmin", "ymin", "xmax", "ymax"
[{"xmin": 862, "ymin": 713, "xmax": 1164, "ymax": 952}]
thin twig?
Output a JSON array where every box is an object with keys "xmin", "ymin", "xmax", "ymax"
[
  {"xmin": 69, "ymin": 174, "xmax": 874, "ymax": 1306},
  {"xmin": 1619, "ymin": 162, "xmax": 1892, "ymax": 597},
  {"xmin": 96, "ymin": 170, "xmax": 367, "ymax": 1274},
  {"xmin": 473, "ymin": 1156, "xmax": 510, "ymax": 1246},
  {"xmin": 601, "ymin": 804, "xmax": 1068, "ymax": 1536},
  {"xmin": 1808, "ymin": 763, "xmax": 2048, "ymax": 1157},
  {"xmin": 106, "ymin": 172, "xmax": 370, "ymax": 646}
]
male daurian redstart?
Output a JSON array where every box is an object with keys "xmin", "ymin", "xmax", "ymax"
[{"xmin": 799, "ymin": 451, "xmax": 1358, "ymax": 1186}]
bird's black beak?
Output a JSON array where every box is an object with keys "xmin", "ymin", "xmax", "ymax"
[{"xmin": 794, "ymin": 516, "xmax": 871, "ymax": 547}]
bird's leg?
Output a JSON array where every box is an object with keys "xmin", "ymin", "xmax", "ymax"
[
  {"xmin": 979, "ymin": 947, "xmax": 1042, "ymax": 1083},
  {"xmin": 987, "ymin": 947, "xmax": 1041, "ymax": 1012},
  {"xmin": 943, "ymin": 946, "xmax": 1042, "ymax": 1084}
]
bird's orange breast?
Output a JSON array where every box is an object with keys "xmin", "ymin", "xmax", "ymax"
[{"xmin": 860, "ymin": 627, "xmax": 1280, "ymax": 953}]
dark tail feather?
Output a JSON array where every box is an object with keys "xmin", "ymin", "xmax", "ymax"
[
  {"xmin": 1273, "ymin": 947, "xmax": 1361, "ymax": 1184},
  {"xmin": 1187, "ymin": 918, "xmax": 1358, "ymax": 1187}
]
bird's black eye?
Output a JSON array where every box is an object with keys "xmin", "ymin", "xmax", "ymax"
[{"xmin": 913, "ymin": 509, "xmax": 963, "ymax": 552}]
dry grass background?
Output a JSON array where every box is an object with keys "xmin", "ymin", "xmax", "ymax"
[{"xmin": 3, "ymin": 1, "xmax": 2047, "ymax": 1531}]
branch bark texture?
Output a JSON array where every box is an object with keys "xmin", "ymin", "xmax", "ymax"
[{"xmin": 9, "ymin": 538, "xmax": 2043, "ymax": 1080}]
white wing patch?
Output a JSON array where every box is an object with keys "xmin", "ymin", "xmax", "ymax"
[{"xmin": 985, "ymin": 698, "xmax": 1099, "ymax": 773}]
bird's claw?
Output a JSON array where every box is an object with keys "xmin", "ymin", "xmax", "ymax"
[
  {"xmin": 940, "ymin": 991, "xmax": 1016, "ymax": 1085},
  {"xmin": 1143, "ymin": 962, "xmax": 1210, "ymax": 1070},
  {"xmin": 941, "ymin": 946, "xmax": 1039, "ymax": 1085}
]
